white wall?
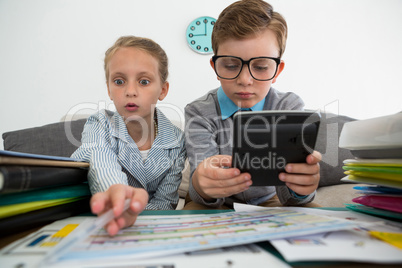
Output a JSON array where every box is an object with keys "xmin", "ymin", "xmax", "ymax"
[{"xmin": 1, "ymin": 0, "xmax": 401, "ymax": 149}]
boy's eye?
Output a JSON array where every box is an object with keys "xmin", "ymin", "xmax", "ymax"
[
  {"xmin": 252, "ymin": 65, "xmax": 269, "ymax": 72},
  {"xmin": 139, "ymin": 79, "xmax": 150, "ymax": 86},
  {"xmin": 224, "ymin": 64, "xmax": 240, "ymax": 71},
  {"xmin": 220, "ymin": 59, "xmax": 241, "ymax": 71},
  {"xmin": 251, "ymin": 58, "xmax": 275, "ymax": 73},
  {"xmin": 114, "ymin": 79, "xmax": 125, "ymax": 85}
]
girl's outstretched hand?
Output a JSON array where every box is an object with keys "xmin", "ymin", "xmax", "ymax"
[{"xmin": 90, "ymin": 184, "xmax": 148, "ymax": 236}]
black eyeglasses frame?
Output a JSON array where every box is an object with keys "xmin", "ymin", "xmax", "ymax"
[{"xmin": 211, "ymin": 55, "xmax": 281, "ymax": 81}]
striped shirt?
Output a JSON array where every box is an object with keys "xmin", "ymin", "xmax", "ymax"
[{"xmin": 71, "ymin": 109, "xmax": 186, "ymax": 210}]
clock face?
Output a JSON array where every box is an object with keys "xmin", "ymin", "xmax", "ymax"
[{"xmin": 186, "ymin": 16, "xmax": 216, "ymax": 54}]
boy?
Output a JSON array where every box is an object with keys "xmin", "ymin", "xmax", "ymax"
[{"xmin": 184, "ymin": 0, "xmax": 321, "ymax": 209}]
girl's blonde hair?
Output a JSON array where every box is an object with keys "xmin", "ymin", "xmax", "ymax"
[{"xmin": 104, "ymin": 36, "xmax": 168, "ymax": 84}]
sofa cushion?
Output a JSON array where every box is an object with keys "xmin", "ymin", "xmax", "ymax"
[
  {"xmin": 315, "ymin": 183, "xmax": 364, "ymax": 207},
  {"xmin": 178, "ymin": 159, "xmax": 190, "ymax": 198},
  {"xmin": 2, "ymin": 119, "xmax": 86, "ymax": 157},
  {"xmin": 315, "ymin": 112, "xmax": 356, "ymax": 187},
  {"xmin": 2, "ymin": 112, "xmax": 355, "ymax": 194}
]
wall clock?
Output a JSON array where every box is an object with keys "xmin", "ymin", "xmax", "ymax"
[{"xmin": 186, "ymin": 16, "xmax": 216, "ymax": 54}]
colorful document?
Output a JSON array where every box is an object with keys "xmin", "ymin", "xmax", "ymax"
[
  {"xmin": 234, "ymin": 203, "xmax": 402, "ymax": 263},
  {"xmin": 43, "ymin": 208, "xmax": 359, "ymax": 266}
]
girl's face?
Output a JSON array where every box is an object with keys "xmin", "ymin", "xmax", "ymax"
[{"xmin": 107, "ymin": 47, "xmax": 169, "ymax": 124}]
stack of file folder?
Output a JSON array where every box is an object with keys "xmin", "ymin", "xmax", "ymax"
[
  {"xmin": 0, "ymin": 150, "xmax": 91, "ymax": 236},
  {"xmin": 339, "ymin": 112, "xmax": 402, "ymax": 221}
]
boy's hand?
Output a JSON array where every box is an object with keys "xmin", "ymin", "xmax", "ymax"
[
  {"xmin": 279, "ymin": 151, "xmax": 322, "ymax": 196},
  {"xmin": 90, "ymin": 184, "xmax": 148, "ymax": 236},
  {"xmin": 192, "ymin": 155, "xmax": 252, "ymax": 200}
]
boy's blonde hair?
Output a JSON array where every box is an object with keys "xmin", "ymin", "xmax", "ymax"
[
  {"xmin": 104, "ymin": 36, "xmax": 168, "ymax": 84},
  {"xmin": 212, "ymin": 0, "xmax": 287, "ymax": 58}
]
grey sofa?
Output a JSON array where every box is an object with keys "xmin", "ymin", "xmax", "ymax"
[{"xmin": 2, "ymin": 112, "xmax": 361, "ymax": 208}]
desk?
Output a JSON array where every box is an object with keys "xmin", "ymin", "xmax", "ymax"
[{"xmin": 1, "ymin": 208, "xmax": 401, "ymax": 268}]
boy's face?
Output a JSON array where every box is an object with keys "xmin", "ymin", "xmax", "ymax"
[
  {"xmin": 210, "ymin": 28, "xmax": 284, "ymax": 108},
  {"xmin": 107, "ymin": 47, "xmax": 169, "ymax": 123}
]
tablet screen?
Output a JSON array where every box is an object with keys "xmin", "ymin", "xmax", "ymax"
[{"xmin": 232, "ymin": 111, "xmax": 320, "ymax": 186}]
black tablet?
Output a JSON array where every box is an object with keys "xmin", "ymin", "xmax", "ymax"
[{"xmin": 232, "ymin": 111, "xmax": 320, "ymax": 186}]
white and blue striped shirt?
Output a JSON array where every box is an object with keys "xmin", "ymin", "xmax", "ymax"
[{"xmin": 71, "ymin": 109, "xmax": 186, "ymax": 210}]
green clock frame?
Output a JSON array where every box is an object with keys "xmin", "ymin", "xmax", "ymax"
[{"xmin": 186, "ymin": 16, "xmax": 216, "ymax": 55}]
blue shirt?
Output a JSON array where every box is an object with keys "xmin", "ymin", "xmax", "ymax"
[{"xmin": 217, "ymin": 87, "xmax": 265, "ymax": 120}]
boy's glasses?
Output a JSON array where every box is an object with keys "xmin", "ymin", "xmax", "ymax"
[{"xmin": 212, "ymin": 55, "xmax": 281, "ymax": 81}]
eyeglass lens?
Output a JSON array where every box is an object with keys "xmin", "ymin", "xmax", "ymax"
[{"xmin": 214, "ymin": 57, "xmax": 278, "ymax": 80}]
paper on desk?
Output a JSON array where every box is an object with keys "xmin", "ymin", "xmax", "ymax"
[
  {"xmin": 271, "ymin": 229, "xmax": 402, "ymax": 263},
  {"xmin": 0, "ymin": 216, "xmax": 88, "ymax": 268},
  {"xmin": 48, "ymin": 243, "xmax": 291, "ymax": 268},
  {"xmin": 234, "ymin": 202, "xmax": 401, "ymax": 228},
  {"xmin": 233, "ymin": 203, "xmax": 402, "ymax": 263},
  {"xmin": 42, "ymin": 208, "xmax": 360, "ymax": 266},
  {"xmin": 369, "ymin": 231, "xmax": 402, "ymax": 249},
  {"xmin": 0, "ymin": 216, "xmax": 290, "ymax": 268}
]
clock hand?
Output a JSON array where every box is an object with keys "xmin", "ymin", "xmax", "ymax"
[{"xmin": 204, "ymin": 20, "xmax": 207, "ymax": 36}]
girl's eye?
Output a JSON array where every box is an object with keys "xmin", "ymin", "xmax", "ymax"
[
  {"xmin": 114, "ymin": 79, "xmax": 125, "ymax": 85},
  {"xmin": 139, "ymin": 79, "xmax": 150, "ymax": 86}
]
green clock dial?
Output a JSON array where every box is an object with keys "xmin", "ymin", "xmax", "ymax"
[{"xmin": 186, "ymin": 16, "xmax": 216, "ymax": 54}]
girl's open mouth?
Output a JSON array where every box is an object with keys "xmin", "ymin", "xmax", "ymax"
[{"xmin": 125, "ymin": 103, "xmax": 139, "ymax": 111}]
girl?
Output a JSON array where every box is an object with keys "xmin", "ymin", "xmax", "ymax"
[{"xmin": 72, "ymin": 36, "xmax": 186, "ymax": 235}]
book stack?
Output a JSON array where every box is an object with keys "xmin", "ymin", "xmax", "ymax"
[
  {"xmin": 339, "ymin": 112, "xmax": 402, "ymax": 221},
  {"xmin": 0, "ymin": 150, "xmax": 91, "ymax": 236}
]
